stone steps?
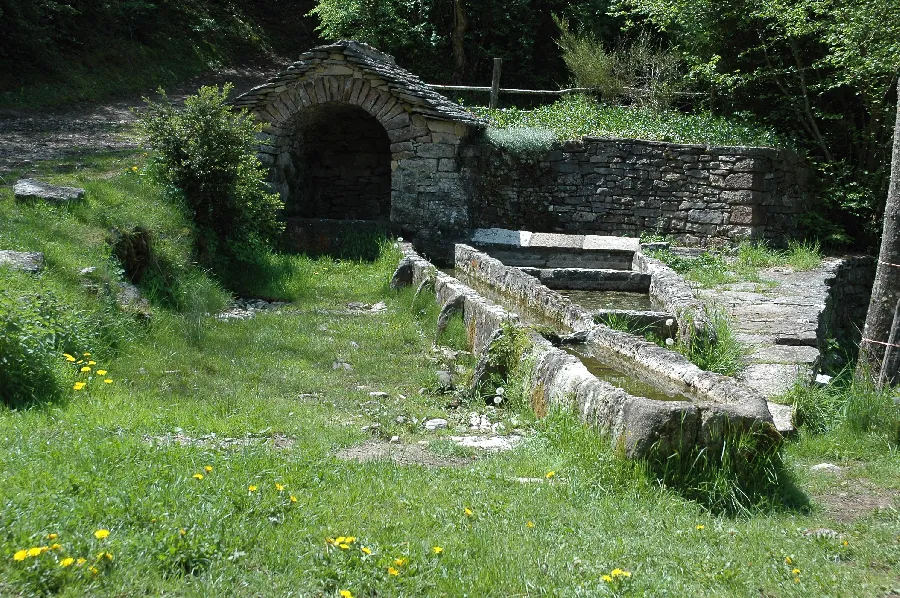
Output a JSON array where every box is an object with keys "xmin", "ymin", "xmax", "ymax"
[{"xmin": 517, "ymin": 267, "xmax": 650, "ymax": 291}]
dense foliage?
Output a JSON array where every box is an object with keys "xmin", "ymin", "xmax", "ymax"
[{"xmin": 139, "ymin": 85, "xmax": 284, "ymax": 266}]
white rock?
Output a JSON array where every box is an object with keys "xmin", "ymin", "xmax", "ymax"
[
  {"xmin": 424, "ymin": 418, "xmax": 448, "ymax": 431},
  {"xmin": 815, "ymin": 373, "xmax": 833, "ymax": 385},
  {"xmin": 369, "ymin": 391, "xmax": 389, "ymax": 398},
  {"xmin": 389, "ymin": 436, "xmax": 400, "ymax": 443},
  {"xmin": 810, "ymin": 462, "xmax": 844, "ymax": 473}
]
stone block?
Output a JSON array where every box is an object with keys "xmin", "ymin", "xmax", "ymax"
[
  {"xmin": 729, "ymin": 205, "xmax": 766, "ymax": 225},
  {"xmin": 724, "ymin": 172, "xmax": 764, "ymax": 191}
]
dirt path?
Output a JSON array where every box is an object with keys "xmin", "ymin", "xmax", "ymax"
[{"xmin": 0, "ymin": 61, "xmax": 290, "ymax": 175}]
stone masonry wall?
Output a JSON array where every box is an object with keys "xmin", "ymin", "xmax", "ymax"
[
  {"xmin": 466, "ymin": 137, "xmax": 812, "ymax": 246},
  {"xmin": 819, "ymin": 256, "xmax": 876, "ymax": 370}
]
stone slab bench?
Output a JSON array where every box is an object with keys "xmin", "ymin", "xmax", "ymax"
[{"xmin": 469, "ymin": 228, "xmax": 639, "ymax": 270}]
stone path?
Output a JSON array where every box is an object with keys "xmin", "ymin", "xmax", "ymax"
[{"xmin": 697, "ymin": 259, "xmax": 846, "ymax": 398}]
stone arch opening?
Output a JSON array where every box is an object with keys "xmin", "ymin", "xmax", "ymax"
[{"xmin": 280, "ymin": 102, "xmax": 392, "ymax": 221}]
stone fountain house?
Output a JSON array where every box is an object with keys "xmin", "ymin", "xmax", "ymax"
[{"xmin": 235, "ymin": 40, "xmax": 813, "ymax": 256}]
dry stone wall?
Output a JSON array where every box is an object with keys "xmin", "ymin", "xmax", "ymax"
[{"xmin": 466, "ymin": 137, "xmax": 812, "ymax": 246}]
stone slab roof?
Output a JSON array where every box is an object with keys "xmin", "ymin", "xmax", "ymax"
[{"xmin": 233, "ymin": 40, "xmax": 485, "ymax": 127}]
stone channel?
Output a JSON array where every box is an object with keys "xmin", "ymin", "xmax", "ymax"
[{"xmin": 392, "ymin": 233, "xmax": 781, "ymax": 461}]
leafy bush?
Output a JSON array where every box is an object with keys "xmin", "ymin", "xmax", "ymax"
[
  {"xmin": 0, "ymin": 283, "xmax": 82, "ymax": 408},
  {"xmin": 485, "ymin": 126, "xmax": 556, "ymax": 157},
  {"xmin": 139, "ymin": 84, "xmax": 284, "ymax": 267},
  {"xmin": 554, "ymin": 15, "xmax": 626, "ymax": 99}
]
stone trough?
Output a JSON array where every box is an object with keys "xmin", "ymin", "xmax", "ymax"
[{"xmin": 393, "ymin": 241, "xmax": 780, "ymax": 461}]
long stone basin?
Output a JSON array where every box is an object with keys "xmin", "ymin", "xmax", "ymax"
[{"xmin": 394, "ymin": 244, "xmax": 779, "ymax": 460}]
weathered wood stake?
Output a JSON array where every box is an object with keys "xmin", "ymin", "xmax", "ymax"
[
  {"xmin": 489, "ymin": 58, "xmax": 502, "ymax": 109},
  {"xmin": 879, "ymin": 297, "xmax": 900, "ymax": 387}
]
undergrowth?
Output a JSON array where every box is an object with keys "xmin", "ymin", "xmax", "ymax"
[{"xmin": 469, "ymin": 94, "xmax": 788, "ymax": 148}]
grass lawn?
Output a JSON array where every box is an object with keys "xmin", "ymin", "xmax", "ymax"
[{"xmin": 0, "ymin": 155, "xmax": 898, "ymax": 597}]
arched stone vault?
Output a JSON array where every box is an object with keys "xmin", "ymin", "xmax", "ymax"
[{"xmin": 234, "ymin": 40, "xmax": 486, "ymax": 237}]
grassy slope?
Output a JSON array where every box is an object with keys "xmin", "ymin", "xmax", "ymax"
[{"xmin": 0, "ymin": 156, "xmax": 898, "ymax": 596}]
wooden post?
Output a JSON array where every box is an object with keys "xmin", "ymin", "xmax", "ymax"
[
  {"xmin": 879, "ymin": 297, "xmax": 900, "ymax": 387},
  {"xmin": 489, "ymin": 58, "xmax": 502, "ymax": 109}
]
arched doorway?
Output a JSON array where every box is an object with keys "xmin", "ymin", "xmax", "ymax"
[{"xmin": 281, "ymin": 102, "xmax": 392, "ymax": 221}]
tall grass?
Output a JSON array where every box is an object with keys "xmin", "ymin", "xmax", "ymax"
[{"xmin": 783, "ymin": 371, "xmax": 900, "ymax": 441}]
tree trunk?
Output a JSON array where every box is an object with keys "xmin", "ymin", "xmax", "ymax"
[
  {"xmin": 858, "ymin": 77, "xmax": 900, "ymax": 380},
  {"xmin": 451, "ymin": 0, "xmax": 467, "ymax": 84}
]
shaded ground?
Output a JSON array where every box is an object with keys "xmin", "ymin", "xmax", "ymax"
[{"xmin": 0, "ymin": 61, "xmax": 288, "ymax": 175}]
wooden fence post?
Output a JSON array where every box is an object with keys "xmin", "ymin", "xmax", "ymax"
[
  {"xmin": 489, "ymin": 58, "xmax": 502, "ymax": 109},
  {"xmin": 878, "ymin": 297, "xmax": 900, "ymax": 387}
]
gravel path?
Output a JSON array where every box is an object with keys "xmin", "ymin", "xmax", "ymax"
[{"xmin": 0, "ymin": 61, "xmax": 289, "ymax": 175}]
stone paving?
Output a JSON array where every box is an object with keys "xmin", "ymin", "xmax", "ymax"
[{"xmin": 697, "ymin": 259, "xmax": 846, "ymax": 398}]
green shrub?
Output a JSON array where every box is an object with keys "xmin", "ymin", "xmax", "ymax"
[
  {"xmin": 138, "ymin": 84, "xmax": 284, "ymax": 267},
  {"xmin": 485, "ymin": 126, "xmax": 556, "ymax": 157},
  {"xmin": 0, "ymin": 283, "xmax": 82, "ymax": 408},
  {"xmin": 554, "ymin": 15, "xmax": 626, "ymax": 100}
]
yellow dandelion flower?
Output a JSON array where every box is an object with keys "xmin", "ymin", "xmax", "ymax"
[
  {"xmin": 464, "ymin": 507, "xmax": 473, "ymax": 517},
  {"xmin": 80, "ymin": 366, "xmax": 91, "ymax": 373},
  {"xmin": 325, "ymin": 538, "xmax": 335, "ymax": 545},
  {"xmin": 387, "ymin": 566, "xmax": 399, "ymax": 576},
  {"xmin": 611, "ymin": 568, "xmax": 631, "ymax": 578},
  {"xmin": 340, "ymin": 591, "xmax": 353, "ymax": 598},
  {"xmin": 792, "ymin": 568, "xmax": 800, "ymax": 575},
  {"xmin": 338, "ymin": 543, "xmax": 350, "ymax": 550},
  {"xmin": 83, "ymin": 352, "xmax": 91, "ymax": 357},
  {"xmin": 275, "ymin": 483, "xmax": 285, "ymax": 492},
  {"xmin": 335, "ymin": 536, "xmax": 346, "ymax": 544},
  {"xmin": 179, "ymin": 529, "xmax": 186, "ymax": 536},
  {"xmin": 193, "ymin": 473, "xmax": 204, "ymax": 480},
  {"xmin": 842, "ymin": 540, "xmax": 849, "ymax": 547},
  {"xmin": 76, "ymin": 558, "xmax": 87, "ymax": 565},
  {"xmin": 73, "ymin": 382, "xmax": 86, "ymax": 391},
  {"xmin": 60, "ymin": 557, "xmax": 75, "ymax": 567},
  {"xmin": 94, "ymin": 529, "xmax": 110, "ymax": 540},
  {"xmin": 103, "ymin": 552, "xmax": 113, "ymax": 561},
  {"xmin": 394, "ymin": 557, "xmax": 407, "ymax": 566},
  {"xmin": 602, "ymin": 575, "xmax": 612, "ymax": 583},
  {"xmin": 64, "ymin": 354, "xmax": 76, "ymax": 362},
  {"xmin": 50, "ymin": 543, "xmax": 62, "ymax": 550},
  {"xmin": 785, "ymin": 556, "xmax": 793, "ymax": 565},
  {"xmin": 248, "ymin": 485, "xmax": 257, "ymax": 492},
  {"xmin": 96, "ymin": 370, "xmax": 107, "ymax": 376},
  {"xmin": 88, "ymin": 360, "xmax": 96, "ymax": 365},
  {"xmin": 432, "ymin": 546, "xmax": 443, "ymax": 554},
  {"xmin": 104, "ymin": 379, "xmax": 113, "ymax": 384},
  {"xmin": 696, "ymin": 524, "xmax": 705, "ymax": 530},
  {"xmin": 345, "ymin": 537, "xmax": 356, "ymax": 544},
  {"xmin": 204, "ymin": 465, "xmax": 213, "ymax": 473},
  {"xmin": 47, "ymin": 533, "xmax": 58, "ymax": 540},
  {"xmin": 526, "ymin": 520, "xmax": 535, "ymax": 528},
  {"xmin": 361, "ymin": 546, "xmax": 372, "ymax": 555},
  {"xmin": 13, "ymin": 550, "xmax": 27, "ymax": 561},
  {"xmin": 545, "ymin": 471, "xmax": 556, "ymax": 479},
  {"xmin": 290, "ymin": 495, "xmax": 298, "ymax": 503},
  {"xmin": 27, "ymin": 547, "xmax": 42, "ymax": 557},
  {"xmin": 89, "ymin": 566, "xmax": 99, "ymax": 575},
  {"xmin": 131, "ymin": 166, "xmax": 138, "ymax": 172}
]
